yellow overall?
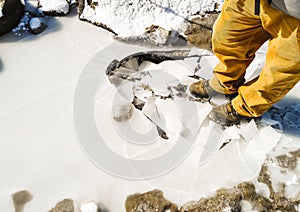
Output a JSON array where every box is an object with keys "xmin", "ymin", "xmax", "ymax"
[{"xmin": 209, "ymin": 0, "xmax": 300, "ymax": 117}]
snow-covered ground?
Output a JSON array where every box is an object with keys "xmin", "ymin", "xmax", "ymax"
[
  {"xmin": 38, "ymin": 0, "xmax": 70, "ymax": 15},
  {"xmin": 1, "ymin": 5, "xmax": 300, "ymax": 212},
  {"xmin": 80, "ymin": 0, "xmax": 223, "ymax": 37}
]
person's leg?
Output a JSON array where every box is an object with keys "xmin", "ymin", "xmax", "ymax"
[
  {"xmin": 232, "ymin": 0, "xmax": 300, "ymax": 117},
  {"xmin": 210, "ymin": 0, "xmax": 270, "ymax": 95}
]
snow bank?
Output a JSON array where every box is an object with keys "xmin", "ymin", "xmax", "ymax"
[
  {"xmin": 80, "ymin": 0, "xmax": 223, "ymax": 37},
  {"xmin": 38, "ymin": 0, "xmax": 70, "ymax": 15}
]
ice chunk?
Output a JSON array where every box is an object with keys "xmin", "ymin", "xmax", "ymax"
[
  {"xmin": 199, "ymin": 121, "xmax": 224, "ymax": 166},
  {"xmin": 80, "ymin": 202, "xmax": 99, "ymax": 212},
  {"xmin": 29, "ymin": 17, "xmax": 47, "ymax": 34},
  {"xmin": 223, "ymin": 125, "xmax": 240, "ymax": 140},
  {"xmin": 245, "ymin": 126, "xmax": 281, "ymax": 155},
  {"xmin": 239, "ymin": 119, "xmax": 259, "ymax": 141},
  {"xmin": 112, "ymin": 103, "xmax": 134, "ymax": 122}
]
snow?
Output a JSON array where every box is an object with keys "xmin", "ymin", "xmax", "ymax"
[
  {"xmin": 38, "ymin": 0, "xmax": 69, "ymax": 14},
  {"xmin": 264, "ymin": 137, "xmax": 300, "ymax": 199},
  {"xmin": 80, "ymin": 202, "xmax": 99, "ymax": 212},
  {"xmin": 80, "ymin": 0, "xmax": 223, "ymax": 36}
]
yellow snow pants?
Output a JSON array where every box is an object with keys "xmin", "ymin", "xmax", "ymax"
[{"xmin": 209, "ymin": 0, "xmax": 300, "ymax": 117}]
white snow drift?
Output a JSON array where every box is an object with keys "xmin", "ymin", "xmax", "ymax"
[{"xmin": 80, "ymin": 0, "xmax": 223, "ymax": 36}]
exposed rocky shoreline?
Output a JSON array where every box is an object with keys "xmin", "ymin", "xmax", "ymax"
[
  {"xmin": 11, "ymin": 140, "xmax": 300, "ymax": 211},
  {"xmin": 126, "ymin": 142, "xmax": 300, "ymax": 212}
]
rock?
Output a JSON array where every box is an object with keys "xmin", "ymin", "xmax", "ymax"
[
  {"xmin": 125, "ymin": 189, "xmax": 178, "ymax": 212},
  {"xmin": 145, "ymin": 25, "xmax": 187, "ymax": 46},
  {"xmin": 237, "ymin": 182, "xmax": 272, "ymax": 211},
  {"xmin": 49, "ymin": 198, "xmax": 75, "ymax": 212},
  {"xmin": 38, "ymin": 0, "xmax": 70, "ymax": 16},
  {"xmin": 29, "ymin": 17, "xmax": 47, "ymax": 34},
  {"xmin": 256, "ymin": 147, "xmax": 300, "ymax": 211},
  {"xmin": 77, "ymin": 0, "xmax": 84, "ymax": 15},
  {"xmin": 115, "ymin": 25, "xmax": 187, "ymax": 47},
  {"xmin": 180, "ymin": 188, "xmax": 242, "ymax": 212},
  {"xmin": 112, "ymin": 103, "xmax": 134, "ymax": 122},
  {"xmin": 184, "ymin": 13, "xmax": 219, "ymax": 51},
  {"xmin": 0, "ymin": 0, "xmax": 25, "ymax": 36},
  {"xmin": 11, "ymin": 190, "xmax": 33, "ymax": 212}
]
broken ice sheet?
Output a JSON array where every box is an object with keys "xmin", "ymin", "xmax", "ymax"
[
  {"xmin": 137, "ymin": 60, "xmax": 162, "ymax": 72},
  {"xmin": 158, "ymin": 60, "xmax": 193, "ymax": 80},
  {"xmin": 142, "ymin": 97, "xmax": 181, "ymax": 135},
  {"xmin": 188, "ymin": 47, "xmax": 212, "ymax": 58},
  {"xmin": 157, "ymin": 51, "xmax": 217, "ymax": 83},
  {"xmin": 192, "ymin": 123, "xmax": 282, "ymax": 194},
  {"xmin": 99, "ymin": 52, "xmax": 214, "ymax": 160},
  {"xmin": 244, "ymin": 124, "xmax": 281, "ymax": 155},
  {"xmin": 187, "ymin": 48, "xmax": 218, "ymax": 79},
  {"xmin": 239, "ymin": 119, "xmax": 259, "ymax": 141},
  {"xmin": 101, "ymin": 49, "xmax": 286, "ymax": 192},
  {"xmin": 193, "ymin": 141, "xmax": 255, "ymax": 193},
  {"xmin": 135, "ymin": 103, "xmax": 212, "ymax": 191},
  {"xmin": 198, "ymin": 121, "xmax": 224, "ymax": 166},
  {"xmin": 123, "ymin": 99, "xmax": 181, "ymax": 159},
  {"xmin": 183, "ymin": 56, "xmax": 202, "ymax": 74},
  {"xmin": 147, "ymin": 139, "xmax": 206, "ymax": 192},
  {"xmin": 127, "ymin": 98, "xmax": 210, "ymax": 160},
  {"xmin": 223, "ymin": 125, "xmax": 240, "ymax": 140},
  {"xmin": 94, "ymin": 78, "xmax": 159, "ymax": 157}
]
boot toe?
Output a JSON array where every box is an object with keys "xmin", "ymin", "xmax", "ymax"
[
  {"xmin": 188, "ymin": 80, "xmax": 210, "ymax": 98},
  {"xmin": 209, "ymin": 101, "xmax": 249, "ymax": 126}
]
